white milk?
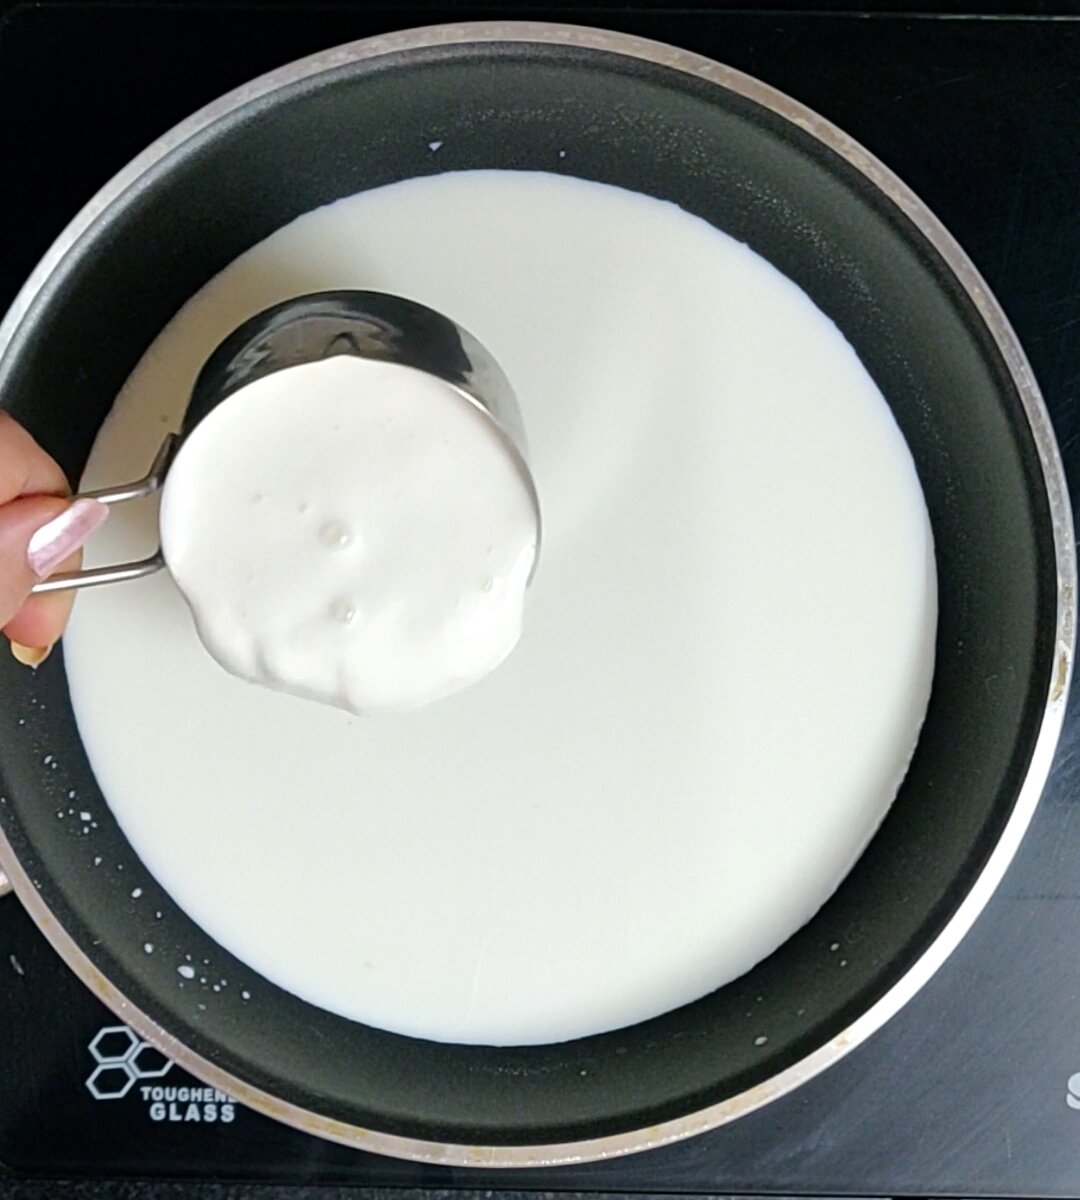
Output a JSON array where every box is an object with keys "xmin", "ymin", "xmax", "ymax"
[
  {"xmin": 159, "ymin": 357, "xmax": 537, "ymax": 713},
  {"xmin": 63, "ymin": 170, "xmax": 937, "ymax": 1047}
]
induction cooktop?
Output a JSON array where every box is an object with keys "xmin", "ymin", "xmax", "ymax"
[{"xmin": 3, "ymin": 3, "xmax": 1080, "ymax": 1197}]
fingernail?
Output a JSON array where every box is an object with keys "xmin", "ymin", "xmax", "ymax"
[
  {"xmin": 26, "ymin": 498, "xmax": 108, "ymax": 579},
  {"xmin": 10, "ymin": 642, "xmax": 52, "ymax": 668}
]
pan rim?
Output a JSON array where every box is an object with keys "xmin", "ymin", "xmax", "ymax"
[{"xmin": 0, "ymin": 18, "xmax": 1074, "ymax": 1169}]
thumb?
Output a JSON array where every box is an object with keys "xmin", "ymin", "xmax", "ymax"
[{"xmin": 0, "ymin": 496, "xmax": 108, "ymax": 659}]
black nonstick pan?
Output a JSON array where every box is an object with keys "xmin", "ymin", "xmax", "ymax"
[{"xmin": 0, "ymin": 22, "xmax": 1072, "ymax": 1168}]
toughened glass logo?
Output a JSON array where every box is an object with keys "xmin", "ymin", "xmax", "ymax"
[
  {"xmin": 86, "ymin": 1024, "xmax": 237, "ymax": 1123},
  {"xmin": 86, "ymin": 1026, "xmax": 172, "ymax": 1098}
]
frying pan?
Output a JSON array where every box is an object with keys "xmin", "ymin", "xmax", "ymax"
[{"xmin": 0, "ymin": 21, "xmax": 1073, "ymax": 1168}]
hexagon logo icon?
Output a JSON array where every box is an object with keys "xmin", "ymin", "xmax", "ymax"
[
  {"xmin": 86, "ymin": 1023, "xmax": 173, "ymax": 1100},
  {"xmin": 87, "ymin": 1062, "xmax": 137, "ymax": 1100},
  {"xmin": 130, "ymin": 1043, "xmax": 173, "ymax": 1079},
  {"xmin": 89, "ymin": 1025, "xmax": 139, "ymax": 1065}
]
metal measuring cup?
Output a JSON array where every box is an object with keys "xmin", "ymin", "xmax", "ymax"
[{"xmin": 31, "ymin": 290, "xmax": 541, "ymax": 594}]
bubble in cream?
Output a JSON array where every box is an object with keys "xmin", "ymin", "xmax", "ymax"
[
  {"xmin": 318, "ymin": 520, "xmax": 352, "ymax": 549},
  {"xmin": 330, "ymin": 598, "xmax": 357, "ymax": 626}
]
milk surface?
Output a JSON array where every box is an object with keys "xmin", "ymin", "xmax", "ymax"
[
  {"xmin": 160, "ymin": 357, "xmax": 537, "ymax": 713},
  {"xmin": 63, "ymin": 170, "xmax": 937, "ymax": 1046}
]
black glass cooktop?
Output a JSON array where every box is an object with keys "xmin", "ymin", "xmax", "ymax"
[{"xmin": 4, "ymin": 3, "xmax": 1080, "ymax": 1197}]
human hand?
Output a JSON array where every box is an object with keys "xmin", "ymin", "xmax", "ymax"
[{"xmin": 0, "ymin": 412, "xmax": 107, "ymax": 665}]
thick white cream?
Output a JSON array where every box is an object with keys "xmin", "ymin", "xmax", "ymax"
[
  {"xmin": 63, "ymin": 169, "xmax": 937, "ymax": 1047},
  {"xmin": 159, "ymin": 356, "xmax": 537, "ymax": 713}
]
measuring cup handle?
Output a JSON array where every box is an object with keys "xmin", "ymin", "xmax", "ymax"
[{"xmin": 29, "ymin": 434, "xmax": 179, "ymax": 595}]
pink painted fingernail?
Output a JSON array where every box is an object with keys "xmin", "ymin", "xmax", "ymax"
[{"xmin": 26, "ymin": 498, "xmax": 109, "ymax": 579}]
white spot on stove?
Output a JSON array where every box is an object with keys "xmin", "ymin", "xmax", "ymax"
[
  {"xmin": 80, "ymin": 811, "xmax": 91, "ymax": 822},
  {"xmin": 144, "ymin": 943, "xmax": 154, "ymax": 954},
  {"xmin": 177, "ymin": 964, "xmax": 195, "ymax": 980},
  {"xmin": 131, "ymin": 888, "xmax": 143, "ymax": 899},
  {"xmin": 754, "ymin": 1035, "xmax": 768, "ymax": 1046},
  {"xmin": 427, "ymin": 140, "xmax": 443, "ymax": 152},
  {"xmin": 9, "ymin": 955, "xmax": 24, "ymax": 976}
]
